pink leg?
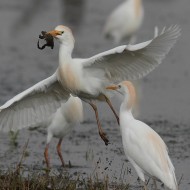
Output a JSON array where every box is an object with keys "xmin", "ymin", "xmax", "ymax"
[
  {"xmin": 144, "ymin": 181, "xmax": 148, "ymax": 190},
  {"xmin": 89, "ymin": 102, "xmax": 109, "ymax": 145},
  {"xmin": 57, "ymin": 138, "xmax": 65, "ymax": 167},
  {"xmin": 44, "ymin": 143, "xmax": 50, "ymax": 169}
]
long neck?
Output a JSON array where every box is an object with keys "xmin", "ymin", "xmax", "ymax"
[
  {"xmin": 121, "ymin": 94, "xmax": 132, "ymax": 112},
  {"xmin": 59, "ymin": 43, "xmax": 74, "ymax": 65},
  {"xmin": 119, "ymin": 95, "xmax": 133, "ymax": 135}
]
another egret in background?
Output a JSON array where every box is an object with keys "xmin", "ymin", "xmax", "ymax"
[
  {"xmin": 0, "ymin": 25, "xmax": 180, "ymax": 146},
  {"xmin": 104, "ymin": 0, "xmax": 144, "ymax": 44},
  {"xmin": 43, "ymin": 95, "xmax": 83, "ymax": 168},
  {"xmin": 106, "ymin": 81, "xmax": 178, "ymax": 190}
]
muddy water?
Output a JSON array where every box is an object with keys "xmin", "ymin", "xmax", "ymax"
[{"xmin": 0, "ymin": 0, "xmax": 190, "ymax": 189}]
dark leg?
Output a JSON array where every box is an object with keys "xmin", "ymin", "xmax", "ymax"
[
  {"xmin": 57, "ymin": 138, "xmax": 65, "ymax": 167},
  {"xmin": 104, "ymin": 96, "xmax": 120, "ymax": 125},
  {"xmin": 89, "ymin": 102, "xmax": 109, "ymax": 145},
  {"xmin": 44, "ymin": 143, "xmax": 50, "ymax": 169}
]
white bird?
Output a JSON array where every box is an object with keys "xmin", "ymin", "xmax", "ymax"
[
  {"xmin": 104, "ymin": 0, "xmax": 144, "ymax": 44},
  {"xmin": 43, "ymin": 95, "xmax": 83, "ymax": 168},
  {"xmin": 106, "ymin": 81, "xmax": 178, "ymax": 190},
  {"xmin": 0, "ymin": 25, "xmax": 180, "ymax": 146}
]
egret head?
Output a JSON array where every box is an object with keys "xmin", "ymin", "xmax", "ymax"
[
  {"xmin": 47, "ymin": 25, "xmax": 75, "ymax": 45},
  {"xmin": 106, "ymin": 81, "xmax": 136, "ymax": 110}
]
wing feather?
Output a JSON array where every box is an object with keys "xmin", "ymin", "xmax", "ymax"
[
  {"xmin": 83, "ymin": 26, "xmax": 181, "ymax": 83},
  {"xmin": 0, "ymin": 73, "xmax": 69, "ymax": 132}
]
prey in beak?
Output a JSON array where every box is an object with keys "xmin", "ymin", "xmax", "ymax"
[{"xmin": 37, "ymin": 31, "xmax": 55, "ymax": 50}]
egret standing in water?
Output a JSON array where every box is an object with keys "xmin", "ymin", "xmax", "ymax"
[
  {"xmin": 0, "ymin": 25, "xmax": 180, "ymax": 145},
  {"xmin": 43, "ymin": 95, "xmax": 83, "ymax": 168},
  {"xmin": 104, "ymin": 0, "xmax": 144, "ymax": 43},
  {"xmin": 106, "ymin": 81, "xmax": 178, "ymax": 190}
]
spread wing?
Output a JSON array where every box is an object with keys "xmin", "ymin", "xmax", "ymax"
[
  {"xmin": 0, "ymin": 72, "xmax": 69, "ymax": 132},
  {"xmin": 83, "ymin": 26, "xmax": 181, "ymax": 83}
]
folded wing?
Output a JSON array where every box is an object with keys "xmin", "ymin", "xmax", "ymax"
[
  {"xmin": 0, "ymin": 73, "xmax": 69, "ymax": 132},
  {"xmin": 83, "ymin": 26, "xmax": 180, "ymax": 83}
]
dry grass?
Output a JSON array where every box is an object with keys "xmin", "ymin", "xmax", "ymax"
[
  {"xmin": 0, "ymin": 169, "xmax": 129, "ymax": 190},
  {"xmin": 0, "ymin": 140, "xmax": 129, "ymax": 190}
]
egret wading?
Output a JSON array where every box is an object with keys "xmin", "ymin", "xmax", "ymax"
[
  {"xmin": 106, "ymin": 81, "xmax": 178, "ymax": 190},
  {"xmin": 43, "ymin": 95, "xmax": 83, "ymax": 168}
]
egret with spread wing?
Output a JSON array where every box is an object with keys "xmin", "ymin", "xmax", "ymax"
[{"xmin": 0, "ymin": 25, "xmax": 180, "ymax": 145}]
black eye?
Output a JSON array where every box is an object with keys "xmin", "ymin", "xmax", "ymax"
[
  {"xmin": 118, "ymin": 85, "xmax": 121, "ymax": 88},
  {"xmin": 61, "ymin": 31, "xmax": 64, "ymax": 34}
]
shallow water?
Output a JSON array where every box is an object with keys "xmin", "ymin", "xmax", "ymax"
[{"xmin": 0, "ymin": 0, "xmax": 190, "ymax": 189}]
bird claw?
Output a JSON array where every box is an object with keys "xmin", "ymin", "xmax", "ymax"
[
  {"xmin": 99, "ymin": 132, "xmax": 109, "ymax": 146},
  {"xmin": 116, "ymin": 117, "xmax": 120, "ymax": 125}
]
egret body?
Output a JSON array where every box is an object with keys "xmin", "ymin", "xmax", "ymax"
[
  {"xmin": 106, "ymin": 81, "xmax": 178, "ymax": 190},
  {"xmin": 44, "ymin": 95, "xmax": 83, "ymax": 168},
  {"xmin": 104, "ymin": 0, "xmax": 144, "ymax": 43}
]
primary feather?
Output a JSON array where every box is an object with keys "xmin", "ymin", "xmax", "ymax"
[
  {"xmin": 84, "ymin": 25, "xmax": 181, "ymax": 84},
  {"xmin": 0, "ymin": 73, "xmax": 69, "ymax": 132}
]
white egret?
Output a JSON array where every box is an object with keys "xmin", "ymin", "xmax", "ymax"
[
  {"xmin": 106, "ymin": 81, "xmax": 178, "ymax": 190},
  {"xmin": 0, "ymin": 25, "xmax": 180, "ymax": 145},
  {"xmin": 104, "ymin": 0, "xmax": 144, "ymax": 43},
  {"xmin": 43, "ymin": 95, "xmax": 83, "ymax": 168}
]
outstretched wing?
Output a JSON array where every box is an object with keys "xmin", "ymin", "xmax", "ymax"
[
  {"xmin": 0, "ymin": 72, "xmax": 69, "ymax": 132},
  {"xmin": 83, "ymin": 26, "xmax": 180, "ymax": 83}
]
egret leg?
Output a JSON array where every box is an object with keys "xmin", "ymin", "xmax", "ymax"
[
  {"xmin": 104, "ymin": 96, "xmax": 120, "ymax": 125},
  {"xmin": 153, "ymin": 179, "xmax": 158, "ymax": 190},
  {"xmin": 44, "ymin": 143, "xmax": 50, "ymax": 168},
  {"xmin": 89, "ymin": 102, "xmax": 109, "ymax": 145},
  {"xmin": 144, "ymin": 181, "xmax": 148, "ymax": 190},
  {"xmin": 57, "ymin": 138, "xmax": 65, "ymax": 167}
]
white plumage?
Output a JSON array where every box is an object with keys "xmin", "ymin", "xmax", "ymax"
[
  {"xmin": 43, "ymin": 95, "xmax": 83, "ymax": 168},
  {"xmin": 104, "ymin": 0, "xmax": 144, "ymax": 43},
  {"xmin": 106, "ymin": 81, "xmax": 178, "ymax": 190},
  {"xmin": 0, "ymin": 25, "xmax": 180, "ymax": 145}
]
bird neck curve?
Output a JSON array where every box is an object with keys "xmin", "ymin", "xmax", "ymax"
[
  {"xmin": 59, "ymin": 42, "xmax": 74, "ymax": 65},
  {"xmin": 121, "ymin": 94, "xmax": 133, "ymax": 112},
  {"xmin": 121, "ymin": 85, "xmax": 136, "ymax": 113},
  {"xmin": 119, "ymin": 101, "xmax": 134, "ymax": 127}
]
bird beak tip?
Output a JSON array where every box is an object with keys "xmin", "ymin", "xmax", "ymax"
[
  {"xmin": 47, "ymin": 30, "xmax": 61, "ymax": 37},
  {"xmin": 106, "ymin": 85, "xmax": 118, "ymax": 90}
]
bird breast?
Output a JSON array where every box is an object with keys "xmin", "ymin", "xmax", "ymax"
[{"xmin": 57, "ymin": 63, "xmax": 81, "ymax": 91}]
